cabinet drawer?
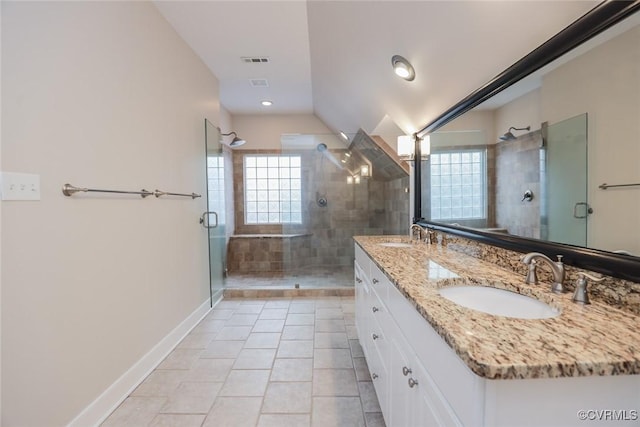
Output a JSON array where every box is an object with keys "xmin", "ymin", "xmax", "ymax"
[
  {"xmin": 366, "ymin": 328, "xmax": 390, "ymax": 420},
  {"xmin": 369, "ymin": 283, "xmax": 389, "ymax": 322},
  {"xmin": 370, "ymin": 262, "xmax": 390, "ymax": 300},
  {"xmin": 368, "ymin": 311, "xmax": 388, "ymax": 361},
  {"xmin": 355, "ymin": 244, "xmax": 370, "ymax": 277}
]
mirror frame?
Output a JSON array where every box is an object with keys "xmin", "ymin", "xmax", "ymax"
[{"xmin": 414, "ymin": 0, "xmax": 640, "ymax": 283}]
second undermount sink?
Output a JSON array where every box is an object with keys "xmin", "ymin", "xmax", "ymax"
[
  {"xmin": 378, "ymin": 242, "xmax": 413, "ymax": 248},
  {"xmin": 439, "ymin": 285, "xmax": 561, "ymax": 319}
]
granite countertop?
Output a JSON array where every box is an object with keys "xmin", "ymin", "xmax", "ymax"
[{"xmin": 354, "ymin": 235, "xmax": 640, "ymax": 380}]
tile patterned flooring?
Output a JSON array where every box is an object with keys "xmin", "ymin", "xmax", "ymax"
[{"xmin": 102, "ymin": 296, "xmax": 385, "ymax": 427}]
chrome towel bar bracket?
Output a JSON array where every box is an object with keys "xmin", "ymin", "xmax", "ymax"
[
  {"xmin": 599, "ymin": 182, "xmax": 640, "ymax": 190},
  {"xmin": 62, "ymin": 183, "xmax": 200, "ymax": 199},
  {"xmin": 153, "ymin": 190, "xmax": 201, "ymax": 199}
]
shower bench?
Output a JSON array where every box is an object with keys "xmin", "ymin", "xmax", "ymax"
[{"xmin": 227, "ymin": 233, "xmax": 313, "ymax": 273}]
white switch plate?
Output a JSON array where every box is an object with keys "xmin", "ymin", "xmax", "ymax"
[{"xmin": 1, "ymin": 172, "xmax": 41, "ymax": 200}]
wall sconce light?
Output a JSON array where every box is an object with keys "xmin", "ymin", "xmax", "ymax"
[
  {"xmin": 347, "ymin": 175, "xmax": 362, "ymax": 184},
  {"xmin": 360, "ymin": 165, "xmax": 370, "ymax": 177},
  {"xmin": 397, "ymin": 134, "xmax": 430, "ymax": 161},
  {"xmin": 220, "ymin": 130, "xmax": 246, "ymax": 147}
]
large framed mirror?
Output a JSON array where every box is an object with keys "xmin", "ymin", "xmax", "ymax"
[{"xmin": 414, "ymin": 1, "xmax": 640, "ymax": 282}]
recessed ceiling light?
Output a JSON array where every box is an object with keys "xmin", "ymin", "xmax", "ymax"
[
  {"xmin": 391, "ymin": 55, "xmax": 415, "ymax": 81},
  {"xmin": 339, "ymin": 131, "xmax": 349, "ymax": 141},
  {"xmin": 261, "ymin": 100, "xmax": 273, "ymax": 106}
]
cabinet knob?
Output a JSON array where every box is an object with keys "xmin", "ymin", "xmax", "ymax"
[
  {"xmin": 372, "ymin": 306, "xmax": 379, "ymax": 313},
  {"xmin": 372, "ymin": 278, "xmax": 379, "ymax": 284},
  {"xmin": 356, "ymin": 277, "xmax": 362, "ymax": 283},
  {"xmin": 402, "ymin": 366, "xmax": 412, "ymax": 376},
  {"xmin": 408, "ymin": 378, "xmax": 419, "ymax": 388},
  {"xmin": 372, "ymin": 333, "xmax": 379, "ymax": 340},
  {"xmin": 372, "ymin": 373, "xmax": 379, "ymax": 379}
]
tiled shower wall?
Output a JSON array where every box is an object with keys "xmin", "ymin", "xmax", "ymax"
[
  {"xmin": 229, "ymin": 149, "xmax": 409, "ymax": 273},
  {"xmin": 495, "ymin": 131, "xmax": 542, "ymax": 238}
]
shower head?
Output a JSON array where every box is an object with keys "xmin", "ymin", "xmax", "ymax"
[
  {"xmin": 221, "ymin": 131, "xmax": 246, "ymax": 147},
  {"xmin": 499, "ymin": 126, "xmax": 530, "ymax": 141},
  {"xmin": 316, "ymin": 143, "xmax": 344, "ymax": 169}
]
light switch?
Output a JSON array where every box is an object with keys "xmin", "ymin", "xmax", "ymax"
[{"xmin": 1, "ymin": 172, "xmax": 41, "ymax": 200}]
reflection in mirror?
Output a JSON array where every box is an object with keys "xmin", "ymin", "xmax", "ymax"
[{"xmin": 420, "ymin": 10, "xmax": 640, "ymax": 257}]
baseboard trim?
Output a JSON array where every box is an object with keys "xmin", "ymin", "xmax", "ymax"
[{"xmin": 67, "ymin": 295, "xmax": 219, "ymax": 427}]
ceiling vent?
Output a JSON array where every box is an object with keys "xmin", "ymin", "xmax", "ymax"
[
  {"xmin": 242, "ymin": 56, "xmax": 270, "ymax": 64},
  {"xmin": 249, "ymin": 79, "xmax": 269, "ymax": 88}
]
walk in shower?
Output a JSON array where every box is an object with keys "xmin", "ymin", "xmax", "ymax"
[{"xmin": 224, "ymin": 130, "xmax": 410, "ymax": 290}]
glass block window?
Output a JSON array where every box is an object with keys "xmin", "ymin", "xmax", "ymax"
[
  {"xmin": 430, "ymin": 150, "xmax": 486, "ymax": 220},
  {"xmin": 207, "ymin": 155, "xmax": 225, "ymax": 225},
  {"xmin": 244, "ymin": 155, "xmax": 302, "ymax": 224}
]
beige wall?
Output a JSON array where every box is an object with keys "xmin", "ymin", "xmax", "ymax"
[
  {"xmin": 1, "ymin": 2, "xmax": 219, "ymax": 425},
  {"xmin": 232, "ymin": 113, "xmax": 334, "ymax": 150},
  {"xmin": 495, "ymin": 88, "xmax": 541, "ymax": 139},
  {"xmin": 438, "ymin": 109, "xmax": 495, "ymax": 143},
  {"xmin": 541, "ymin": 25, "xmax": 640, "ymax": 254}
]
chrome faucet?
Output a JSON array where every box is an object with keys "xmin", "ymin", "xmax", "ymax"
[
  {"xmin": 572, "ymin": 272, "xmax": 604, "ymax": 304},
  {"xmin": 521, "ymin": 252, "xmax": 565, "ymax": 293},
  {"xmin": 409, "ymin": 224, "xmax": 434, "ymax": 244}
]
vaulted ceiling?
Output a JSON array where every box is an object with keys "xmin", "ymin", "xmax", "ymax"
[{"xmin": 155, "ymin": 1, "xmax": 598, "ymax": 137}]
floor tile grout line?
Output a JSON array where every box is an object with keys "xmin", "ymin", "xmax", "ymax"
[{"xmin": 102, "ymin": 296, "xmax": 377, "ymax": 427}]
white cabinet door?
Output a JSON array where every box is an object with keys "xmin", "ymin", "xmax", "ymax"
[
  {"xmin": 411, "ymin": 355, "xmax": 462, "ymax": 427},
  {"xmin": 388, "ymin": 329, "xmax": 415, "ymax": 427}
]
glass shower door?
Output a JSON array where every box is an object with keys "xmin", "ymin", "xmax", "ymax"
[
  {"xmin": 204, "ymin": 119, "xmax": 226, "ymax": 305},
  {"xmin": 543, "ymin": 113, "xmax": 589, "ymax": 246}
]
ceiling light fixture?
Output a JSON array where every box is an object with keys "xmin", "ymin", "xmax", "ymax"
[
  {"xmin": 261, "ymin": 100, "xmax": 273, "ymax": 107},
  {"xmin": 391, "ymin": 55, "xmax": 415, "ymax": 81},
  {"xmin": 339, "ymin": 131, "xmax": 349, "ymax": 141}
]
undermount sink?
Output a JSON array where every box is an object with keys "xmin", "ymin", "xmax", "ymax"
[
  {"xmin": 378, "ymin": 242, "xmax": 413, "ymax": 248},
  {"xmin": 439, "ymin": 285, "xmax": 560, "ymax": 319}
]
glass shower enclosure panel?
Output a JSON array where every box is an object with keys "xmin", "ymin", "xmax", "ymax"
[
  {"xmin": 543, "ymin": 113, "xmax": 588, "ymax": 246},
  {"xmin": 280, "ymin": 133, "xmax": 359, "ymax": 288},
  {"xmin": 204, "ymin": 119, "xmax": 226, "ymax": 305}
]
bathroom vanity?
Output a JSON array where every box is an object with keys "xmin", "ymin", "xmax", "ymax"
[{"xmin": 354, "ymin": 236, "xmax": 640, "ymax": 427}]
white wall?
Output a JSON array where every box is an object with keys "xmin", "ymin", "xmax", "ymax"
[
  {"xmin": 232, "ymin": 113, "xmax": 334, "ymax": 150},
  {"xmin": 1, "ymin": 2, "xmax": 219, "ymax": 425},
  {"xmin": 541, "ymin": 25, "xmax": 640, "ymax": 254}
]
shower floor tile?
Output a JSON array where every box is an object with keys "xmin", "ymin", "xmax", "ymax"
[{"xmin": 224, "ymin": 266, "xmax": 353, "ymax": 289}]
